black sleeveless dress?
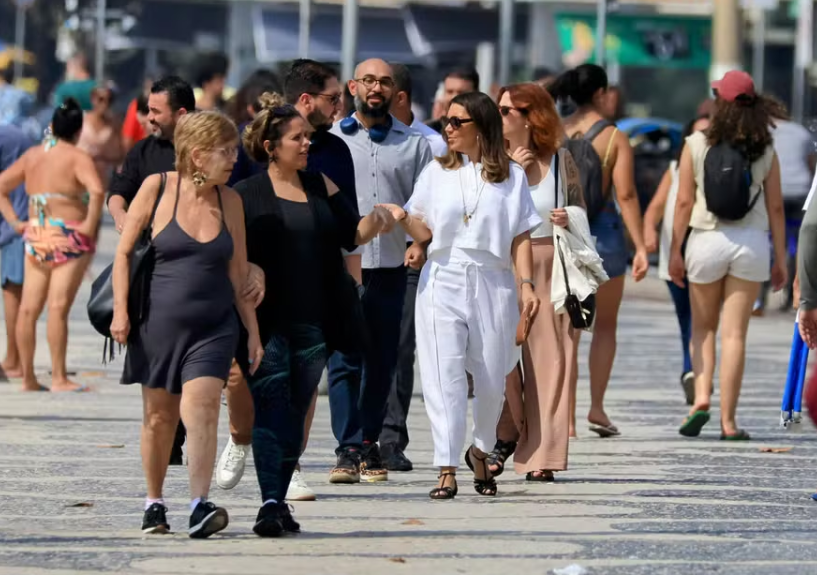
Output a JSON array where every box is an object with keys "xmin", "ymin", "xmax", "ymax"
[{"xmin": 121, "ymin": 177, "xmax": 239, "ymax": 394}]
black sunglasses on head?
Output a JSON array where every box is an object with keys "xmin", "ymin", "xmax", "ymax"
[{"xmin": 441, "ymin": 116, "xmax": 474, "ymax": 130}]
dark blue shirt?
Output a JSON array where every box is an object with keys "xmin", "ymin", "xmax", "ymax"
[
  {"xmin": 0, "ymin": 125, "xmax": 32, "ymax": 246},
  {"xmin": 229, "ymin": 125, "xmax": 358, "ymax": 220}
]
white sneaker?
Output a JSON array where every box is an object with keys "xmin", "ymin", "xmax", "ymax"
[
  {"xmin": 216, "ymin": 438, "xmax": 250, "ymax": 490},
  {"xmin": 286, "ymin": 469, "xmax": 316, "ymax": 501}
]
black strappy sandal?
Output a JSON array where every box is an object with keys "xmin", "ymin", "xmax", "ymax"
[
  {"xmin": 487, "ymin": 440, "xmax": 517, "ymax": 477},
  {"xmin": 525, "ymin": 470, "xmax": 555, "ymax": 482},
  {"xmin": 464, "ymin": 447, "xmax": 497, "ymax": 496},
  {"xmin": 429, "ymin": 472, "xmax": 458, "ymax": 500}
]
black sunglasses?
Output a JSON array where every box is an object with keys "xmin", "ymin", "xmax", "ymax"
[
  {"xmin": 441, "ymin": 116, "xmax": 474, "ymax": 130},
  {"xmin": 500, "ymin": 105, "xmax": 528, "ymax": 117}
]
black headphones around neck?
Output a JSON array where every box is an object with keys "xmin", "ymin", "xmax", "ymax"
[{"xmin": 339, "ymin": 112, "xmax": 393, "ymax": 143}]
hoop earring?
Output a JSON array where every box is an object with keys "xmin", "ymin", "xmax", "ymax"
[{"xmin": 191, "ymin": 170, "xmax": 208, "ymax": 187}]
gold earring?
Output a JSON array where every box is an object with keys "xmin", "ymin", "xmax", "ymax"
[{"xmin": 191, "ymin": 170, "xmax": 207, "ymax": 187}]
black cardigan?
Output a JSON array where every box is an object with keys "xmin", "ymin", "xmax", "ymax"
[{"xmin": 233, "ymin": 171, "xmax": 369, "ymax": 369}]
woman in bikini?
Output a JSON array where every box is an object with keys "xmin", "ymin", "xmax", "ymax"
[
  {"xmin": 549, "ymin": 65, "xmax": 649, "ymax": 437},
  {"xmin": 0, "ymin": 98, "xmax": 104, "ymax": 392}
]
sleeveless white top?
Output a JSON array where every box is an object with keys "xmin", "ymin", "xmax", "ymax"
[{"xmin": 530, "ymin": 155, "xmax": 563, "ymax": 239}]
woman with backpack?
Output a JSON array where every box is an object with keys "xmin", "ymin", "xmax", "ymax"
[
  {"xmin": 643, "ymin": 115, "xmax": 711, "ymax": 406},
  {"xmin": 669, "ymin": 71, "xmax": 787, "ymax": 440},
  {"xmin": 548, "ymin": 64, "xmax": 649, "ymax": 438}
]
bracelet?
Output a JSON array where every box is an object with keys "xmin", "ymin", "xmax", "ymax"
[{"xmin": 520, "ymin": 278, "xmax": 535, "ymax": 290}]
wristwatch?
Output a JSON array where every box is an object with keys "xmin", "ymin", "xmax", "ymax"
[{"xmin": 520, "ymin": 278, "xmax": 535, "ymax": 290}]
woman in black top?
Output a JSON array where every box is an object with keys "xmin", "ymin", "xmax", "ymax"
[{"xmin": 233, "ymin": 92, "xmax": 394, "ymax": 537}]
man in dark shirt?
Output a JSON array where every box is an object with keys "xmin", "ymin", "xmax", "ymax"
[{"xmin": 107, "ymin": 76, "xmax": 190, "ymax": 232}]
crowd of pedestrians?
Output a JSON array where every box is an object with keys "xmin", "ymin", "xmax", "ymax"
[{"xmin": 0, "ymin": 53, "xmax": 802, "ymax": 538}]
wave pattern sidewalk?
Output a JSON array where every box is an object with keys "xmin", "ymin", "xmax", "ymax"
[{"xmin": 0, "ymin": 225, "xmax": 815, "ymax": 575}]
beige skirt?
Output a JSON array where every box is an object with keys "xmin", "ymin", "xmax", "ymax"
[{"xmin": 500, "ymin": 238, "xmax": 578, "ymax": 473}]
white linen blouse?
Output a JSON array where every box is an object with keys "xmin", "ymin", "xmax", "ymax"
[{"xmin": 404, "ymin": 155, "xmax": 543, "ymax": 266}]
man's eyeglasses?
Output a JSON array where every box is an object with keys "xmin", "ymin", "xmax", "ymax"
[
  {"xmin": 308, "ymin": 92, "xmax": 342, "ymax": 106},
  {"xmin": 500, "ymin": 106, "xmax": 528, "ymax": 117},
  {"xmin": 441, "ymin": 116, "xmax": 474, "ymax": 130},
  {"xmin": 354, "ymin": 76, "xmax": 395, "ymax": 90}
]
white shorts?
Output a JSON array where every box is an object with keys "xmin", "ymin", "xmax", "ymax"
[{"xmin": 685, "ymin": 226, "xmax": 770, "ymax": 284}]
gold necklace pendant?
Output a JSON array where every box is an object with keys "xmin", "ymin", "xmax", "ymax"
[{"xmin": 463, "ymin": 213, "xmax": 470, "ymax": 225}]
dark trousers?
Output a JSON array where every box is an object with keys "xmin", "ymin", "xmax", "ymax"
[
  {"xmin": 666, "ymin": 279, "xmax": 692, "ymax": 375},
  {"xmin": 327, "ymin": 266, "xmax": 406, "ymax": 449},
  {"xmin": 249, "ymin": 324, "xmax": 327, "ymax": 502},
  {"xmin": 380, "ymin": 265, "xmax": 419, "ymax": 453}
]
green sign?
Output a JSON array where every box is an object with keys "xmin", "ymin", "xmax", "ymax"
[{"xmin": 556, "ymin": 13, "xmax": 712, "ymax": 69}]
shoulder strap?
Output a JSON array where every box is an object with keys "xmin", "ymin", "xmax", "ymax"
[
  {"xmin": 146, "ymin": 173, "xmax": 167, "ymax": 233},
  {"xmin": 602, "ymin": 128, "xmax": 618, "ymax": 168},
  {"xmin": 583, "ymin": 119, "xmax": 614, "ymax": 143},
  {"xmin": 553, "ymin": 150, "xmax": 560, "ymax": 210},
  {"xmin": 215, "ymin": 186, "xmax": 226, "ymax": 224}
]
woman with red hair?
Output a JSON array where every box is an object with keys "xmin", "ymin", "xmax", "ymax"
[{"xmin": 489, "ymin": 83, "xmax": 587, "ymax": 481}]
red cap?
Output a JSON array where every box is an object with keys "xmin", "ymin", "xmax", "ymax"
[{"xmin": 711, "ymin": 70, "xmax": 756, "ymax": 102}]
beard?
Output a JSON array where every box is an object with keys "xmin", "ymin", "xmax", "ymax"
[
  {"xmin": 152, "ymin": 121, "xmax": 174, "ymax": 140},
  {"xmin": 307, "ymin": 109, "xmax": 333, "ymax": 131},
  {"xmin": 355, "ymin": 94, "xmax": 391, "ymax": 119}
]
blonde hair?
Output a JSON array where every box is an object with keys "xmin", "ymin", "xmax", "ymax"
[
  {"xmin": 174, "ymin": 111, "xmax": 239, "ymax": 176},
  {"xmin": 242, "ymin": 92, "xmax": 302, "ymax": 163}
]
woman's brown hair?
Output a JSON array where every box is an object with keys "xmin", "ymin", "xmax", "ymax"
[
  {"xmin": 496, "ymin": 83, "xmax": 562, "ymax": 158},
  {"xmin": 707, "ymin": 94, "xmax": 788, "ymax": 163},
  {"xmin": 242, "ymin": 92, "xmax": 302, "ymax": 163},
  {"xmin": 439, "ymin": 92, "xmax": 510, "ymax": 184}
]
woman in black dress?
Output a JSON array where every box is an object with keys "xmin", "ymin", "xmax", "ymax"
[
  {"xmin": 111, "ymin": 110, "xmax": 263, "ymax": 539},
  {"xmin": 234, "ymin": 92, "xmax": 394, "ymax": 537}
]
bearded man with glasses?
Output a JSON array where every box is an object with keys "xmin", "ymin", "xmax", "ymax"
[{"xmin": 328, "ymin": 58, "xmax": 433, "ymax": 483}]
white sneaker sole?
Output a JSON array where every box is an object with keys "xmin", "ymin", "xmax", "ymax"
[
  {"xmin": 286, "ymin": 491, "xmax": 317, "ymax": 502},
  {"xmin": 189, "ymin": 508, "xmax": 229, "ymax": 539}
]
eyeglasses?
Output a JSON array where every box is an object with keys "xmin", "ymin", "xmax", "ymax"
[
  {"xmin": 354, "ymin": 76, "xmax": 395, "ymax": 90},
  {"xmin": 500, "ymin": 106, "xmax": 528, "ymax": 117},
  {"xmin": 441, "ymin": 116, "xmax": 474, "ymax": 130},
  {"xmin": 308, "ymin": 92, "xmax": 342, "ymax": 106}
]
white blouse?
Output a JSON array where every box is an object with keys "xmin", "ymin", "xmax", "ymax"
[
  {"xmin": 529, "ymin": 155, "xmax": 562, "ymax": 239},
  {"xmin": 405, "ymin": 156, "xmax": 543, "ymax": 266}
]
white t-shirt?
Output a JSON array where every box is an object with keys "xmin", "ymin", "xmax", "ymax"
[
  {"xmin": 804, "ymin": 170, "xmax": 817, "ymax": 211},
  {"xmin": 405, "ymin": 157, "xmax": 543, "ymax": 266},
  {"xmin": 659, "ymin": 161, "xmax": 680, "ymax": 281},
  {"xmin": 772, "ymin": 120, "xmax": 814, "ymax": 198},
  {"xmin": 530, "ymin": 155, "xmax": 562, "ymax": 239}
]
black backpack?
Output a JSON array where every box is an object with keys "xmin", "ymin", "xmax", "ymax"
[
  {"xmin": 703, "ymin": 142, "xmax": 759, "ymax": 221},
  {"xmin": 565, "ymin": 119, "xmax": 615, "ymax": 222}
]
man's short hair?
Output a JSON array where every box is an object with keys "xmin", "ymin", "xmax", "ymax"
[
  {"xmin": 194, "ymin": 53, "xmax": 229, "ymax": 88},
  {"xmin": 391, "ymin": 63, "xmax": 412, "ymax": 102},
  {"xmin": 284, "ymin": 59, "xmax": 338, "ymax": 105},
  {"xmin": 446, "ymin": 67, "xmax": 480, "ymax": 91},
  {"xmin": 151, "ymin": 75, "xmax": 196, "ymax": 112}
]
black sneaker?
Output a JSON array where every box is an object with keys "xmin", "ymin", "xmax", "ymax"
[
  {"xmin": 141, "ymin": 503, "xmax": 170, "ymax": 534},
  {"xmin": 329, "ymin": 447, "xmax": 361, "ymax": 484},
  {"xmin": 382, "ymin": 446, "xmax": 413, "ymax": 472},
  {"xmin": 253, "ymin": 502, "xmax": 285, "ymax": 538},
  {"xmin": 360, "ymin": 442, "xmax": 388, "ymax": 482},
  {"xmin": 278, "ymin": 502, "xmax": 301, "ymax": 534},
  {"xmin": 188, "ymin": 501, "xmax": 229, "ymax": 539}
]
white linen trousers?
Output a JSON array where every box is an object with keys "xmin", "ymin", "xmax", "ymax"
[{"xmin": 416, "ymin": 248, "xmax": 520, "ymax": 467}]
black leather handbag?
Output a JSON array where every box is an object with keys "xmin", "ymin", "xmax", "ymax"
[
  {"xmin": 87, "ymin": 173, "xmax": 166, "ymax": 355},
  {"xmin": 553, "ymin": 152, "xmax": 596, "ymax": 331}
]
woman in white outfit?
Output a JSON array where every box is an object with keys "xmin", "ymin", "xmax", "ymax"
[{"xmin": 380, "ymin": 91, "xmax": 542, "ymax": 499}]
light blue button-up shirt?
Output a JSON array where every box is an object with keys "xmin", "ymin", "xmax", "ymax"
[{"xmin": 331, "ymin": 114, "xmax": 433, "ymax": 270}]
